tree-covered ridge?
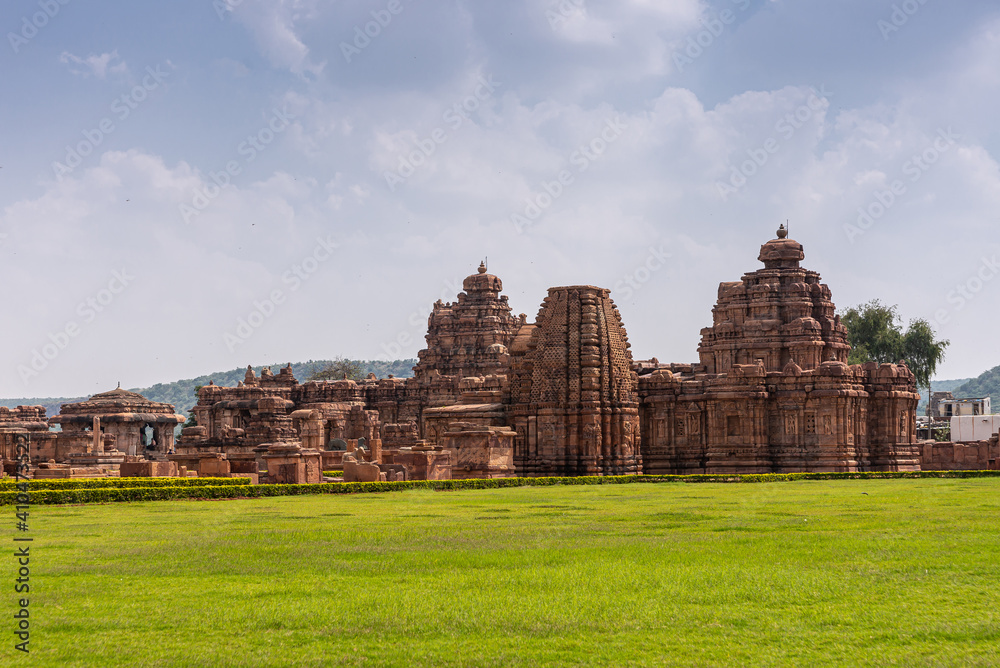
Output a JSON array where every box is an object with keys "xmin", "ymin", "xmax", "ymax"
[
  {"xmin": 0, "ymin": 396, "xmax": 88, "ymax": 420},
  {"xmin": 952, "ymin": 365, "xmax": 1000, "ymax": 410},
  {"xmin": 0, "ymin": 359, "xmax": 417, "ymax": 419}
]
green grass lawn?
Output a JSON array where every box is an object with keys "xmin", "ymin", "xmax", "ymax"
[{"xmin": 11, "ymin": 479, "xmax": 1000, "ymax": 667}]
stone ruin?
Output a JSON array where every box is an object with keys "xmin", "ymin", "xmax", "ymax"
[
  {"xmin": 442, "ymin": 423, "xmax": 516, "ymax": 479},
  {"xmin": 921, "ymin": 434, "xmax": 1000, "ymax": 471},
  {"xmin": 1, "ymin": 406, "xmax": 55, "ymax": 476},
  {"xmin": 5, "ymin": 228, "xmax": 947, "ymax": 480},
  {"xmin": 1, "ymin": 387, "xmax": 185, "ymax": 478},
  {"xmin": 49, "ymin": 386, "xmax": 185, "ymax": 459}
]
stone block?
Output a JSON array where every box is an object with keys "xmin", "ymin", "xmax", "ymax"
[
  {"xmin": 443, "ymin": 424, "xmax": 515, "ymax": 479},
  {"xmin": 119, "ymin": 461, "xmax": 179, "ymax": 477},
  {"xmin": 262, "ymin": 443, "xmax": 320, "ymax": 484},
  {"xmin": 301, "ymin": 449, "xmax": 323, "ymax": 485},
  {"xmin": 228, "ymin": 458, "xmax": 259, "ymax": 475},
  {"xmin": 393, "ymin": 447, "xmax": 452, "ymax": 480},
  {"xmin": 199, "ymin": 455, "xmax": 231, "ymax": 478}
]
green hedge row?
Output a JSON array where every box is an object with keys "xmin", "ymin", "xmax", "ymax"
[
  {"xmin": 0, "ymin": 477, "xmax": 251, "ymax": 491},
  {"xmin": 2, "ymin": 470, "xmax": 998, "ymax": 505}
]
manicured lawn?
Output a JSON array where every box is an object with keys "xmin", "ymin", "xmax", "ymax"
[{"xmin": 12, "ymin": 479, "xmax": 1000, "ymax": 666}]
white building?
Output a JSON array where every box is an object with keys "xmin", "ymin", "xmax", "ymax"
[
  {"xmin": 950, "ymin": 415, "xmax": 1000, "ymax": 442},
  {"xmin": 938, "ymin": 396, "xmax": 991, "ymax": 417}
]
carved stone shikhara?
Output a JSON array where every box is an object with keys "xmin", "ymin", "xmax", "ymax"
[
  {"xmin": 638, "ymin": 226, "xmax": 920, "ymax": 473},
  {"xmin": 412, "ymin": 261, "xmax": 518, "ymax": 399},
  {"xmin": 507, "ymin": 285, "xmax": 641, "ymax": 476}
]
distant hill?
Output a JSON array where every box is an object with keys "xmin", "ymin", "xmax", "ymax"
[
  {"xmin": 0, "ymin": 395, "xmax": 88, "ymax": 420},
  {"xmin": 0, "ymin": 359, "xmax": 417, "ymax": 420},
  {"xmin": 952, "ymin": 365, "xmax": 1000, "ymax": 410},
  {"xmin": 916, "ymin": 377, "xmax": 974, "ymax": 413}
]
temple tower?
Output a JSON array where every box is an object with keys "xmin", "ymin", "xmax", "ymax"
[
  {"xmin": 697, "ymin": 225, "xmax": 850, "ymax": 374},
  {"xmin": 508, "ymin": 285, "xmax": 641, "ymax": 476},
  {"xmin": 411, "ymin": 262, "xmax": 519, "ymax": 403},
  {"xmin": 640, "ymin": 225, "xmax": 919, "ymax": 475}
]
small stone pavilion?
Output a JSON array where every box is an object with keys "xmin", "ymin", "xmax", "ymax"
[
  {"xmin": 1, "ymin": 387, "xmax": 186, "ymax": 476},
  {"xmin": 47, "ymin": 386, "xmax": 186, "ymax": 460}
]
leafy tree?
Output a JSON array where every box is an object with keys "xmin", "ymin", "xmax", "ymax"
[
  {"xmin": 308, "ymin": 357, "xmax": 364, "ymax": 381},
  {"xmin": 184, "ymin": 385, "xmax": 202, "ymax": 427},
  {"xmin": 839, "ymin": 300, "xmax": 949, "ymax": 389}
]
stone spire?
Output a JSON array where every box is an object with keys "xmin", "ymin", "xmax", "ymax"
[
  {"xmin": 411, "ymin": 262, "xmax": 518, "ymax": 387},
  {"xmin": 697, "ymin": 228, "xmax": 850, "ymax": 374},
  {"xmin": 509, "ymin": 285, "xmax": 641, "ymax": 476}
]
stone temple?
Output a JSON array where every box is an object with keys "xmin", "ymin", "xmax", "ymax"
[
  {"xmin": 637, "ymin": 227, "xmax": 920, "ymax": 474},
  {"xmin": 167, "ymin": 227, "xmax": 920, "ymax": 480},
  {"xmin": 5, "ymin": 228, "xmax": 929, "ymax": 480}
]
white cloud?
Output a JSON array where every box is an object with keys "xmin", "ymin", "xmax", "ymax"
[
  {"xmin": 230, "ymin": 0, "xmax": 325, "ymax": 79},
  {"xmin": 4, "ymin": 60, "xmax": 1000, "ymax": 395},
  {"xmin": 4, "ymin": 1, "xmax": 1000, "ymax": 397},
  {"xmin": 59, "ymin": 50, "xmax": 128, "ymax": 79}
]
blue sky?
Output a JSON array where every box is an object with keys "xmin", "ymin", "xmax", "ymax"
[{"xmin": 1, "ymin": 0, "xmax": 999, "ymax": 398}]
